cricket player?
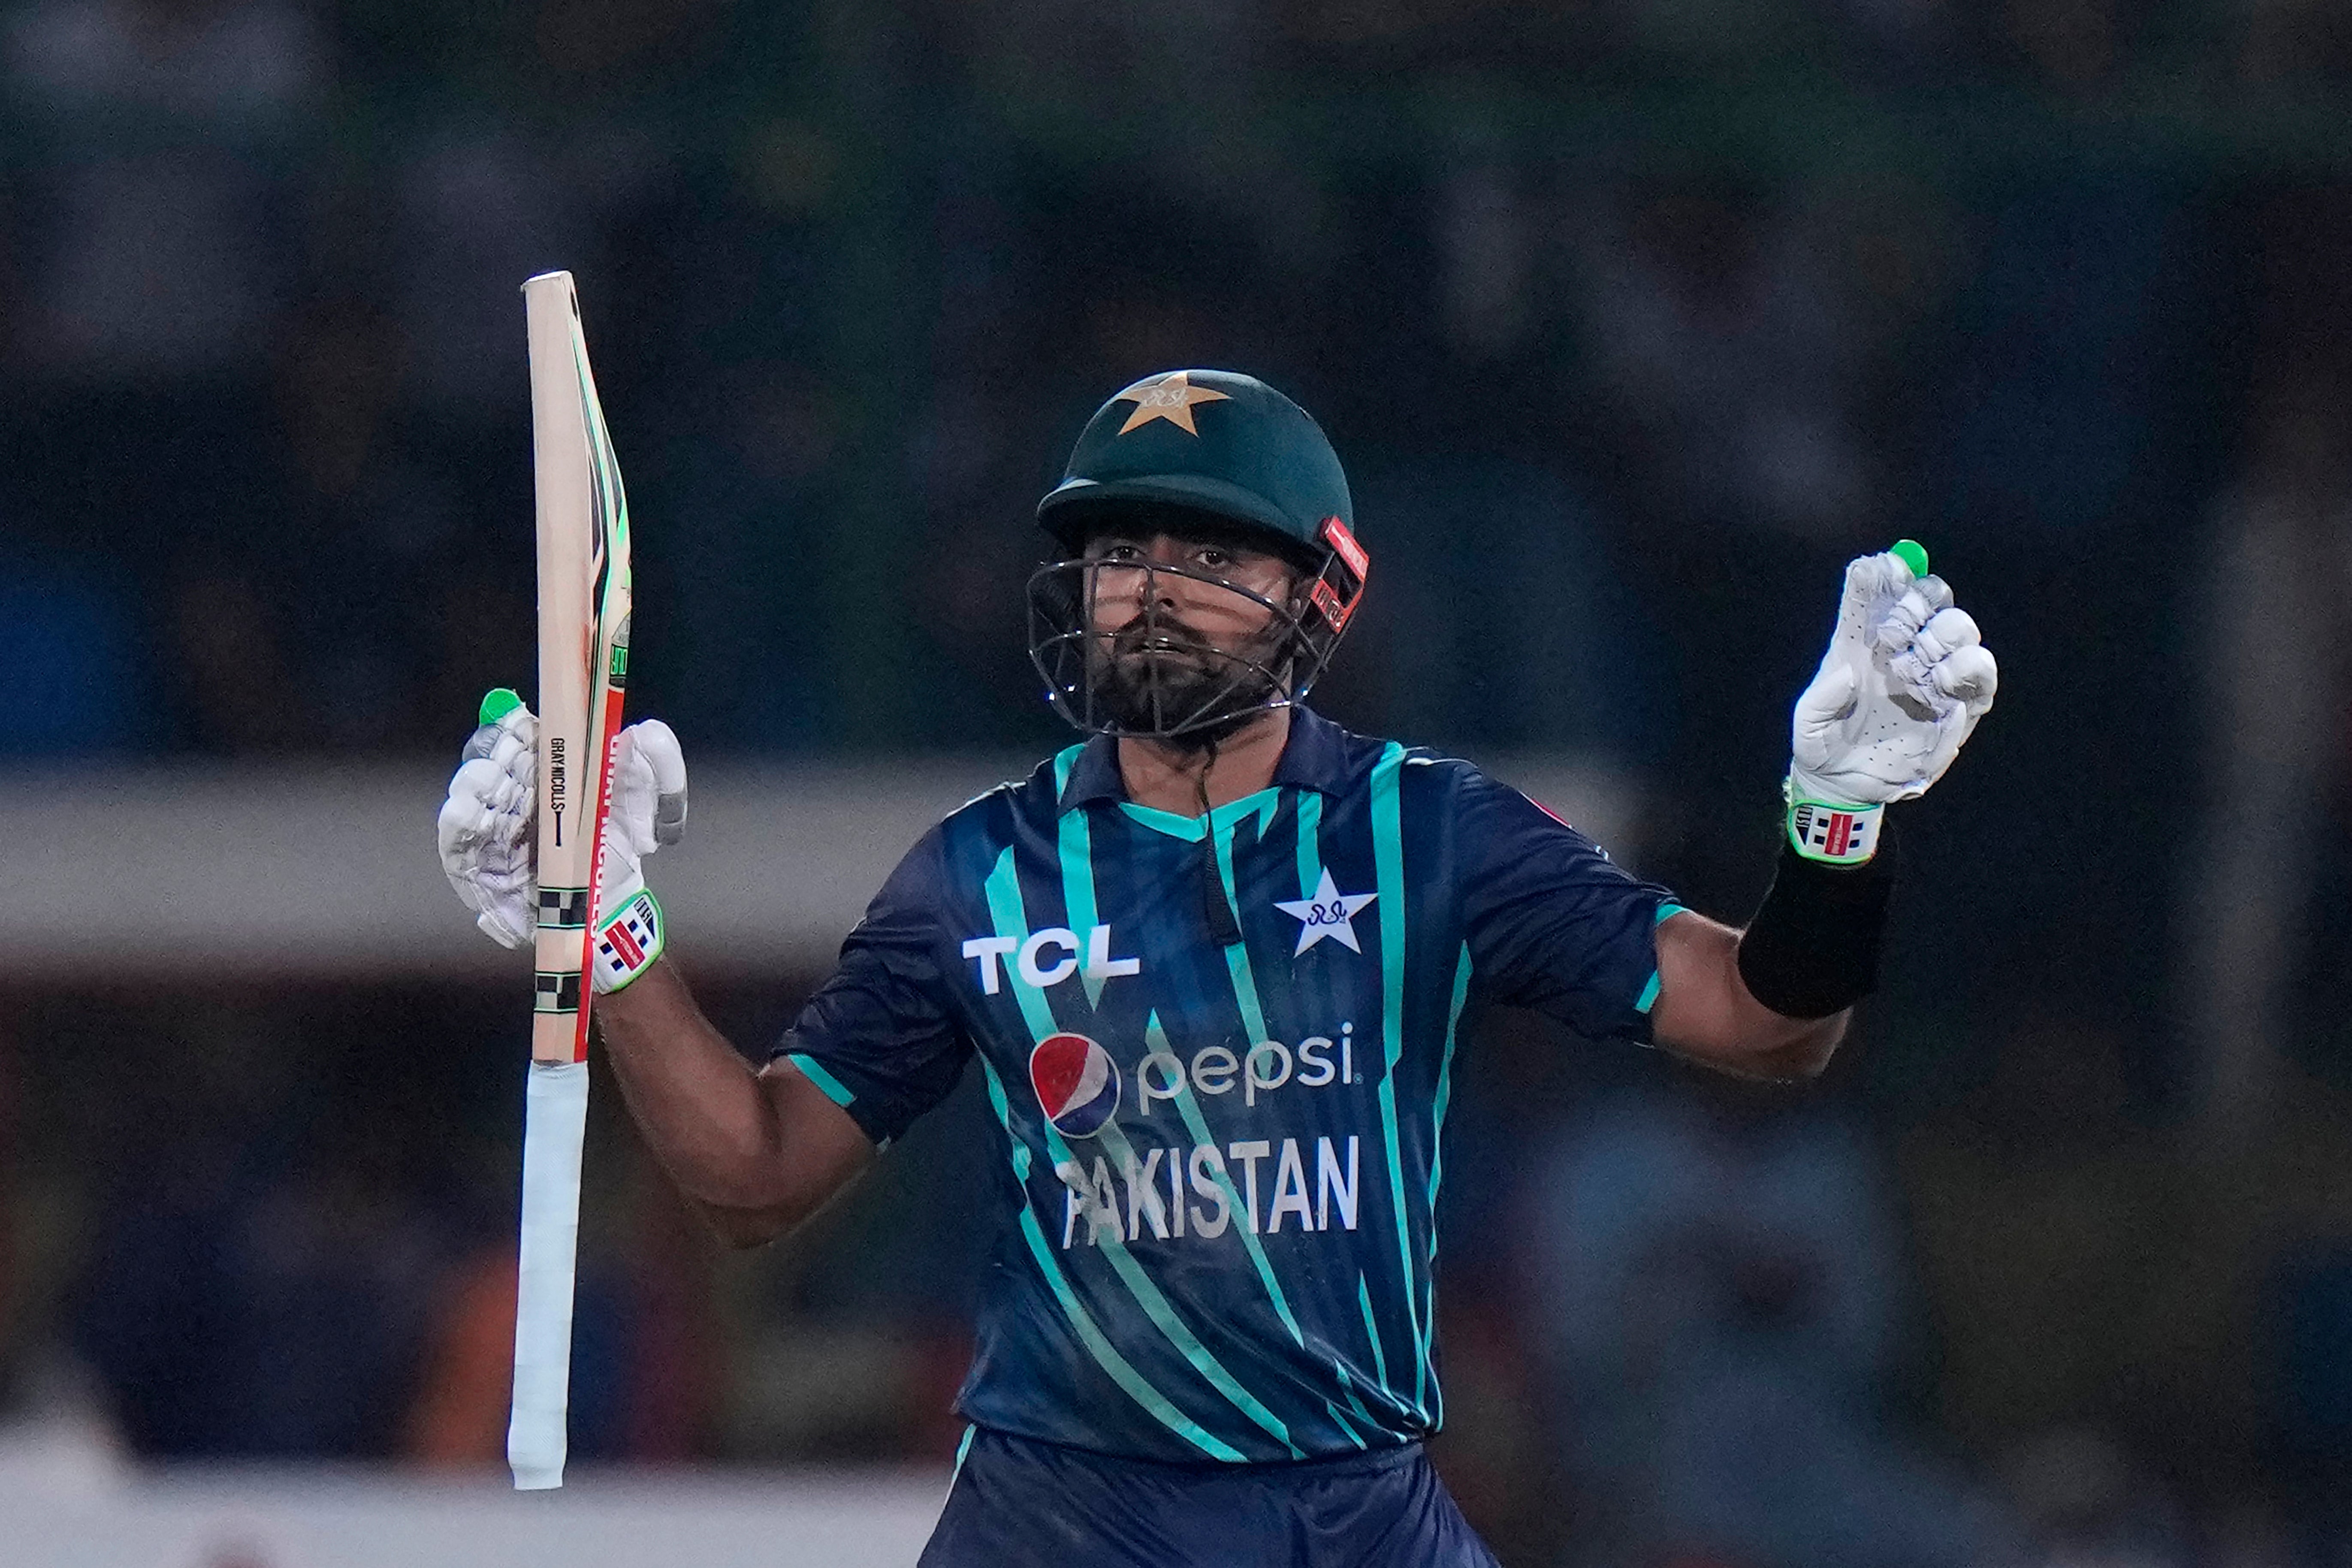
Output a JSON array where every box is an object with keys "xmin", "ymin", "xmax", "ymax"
[{"xmin": 438, "ymin": 369, "xmax": 1996, "ymax": 1565}]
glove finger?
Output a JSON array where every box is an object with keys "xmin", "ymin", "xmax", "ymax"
[
  {"xmin": 1832, "ymin": 553, "xmax": 1902, "ymax": 650},
  {"xmin": 1932, "ymin": 643, "xmax": 1999, "ymax": 711},
  {"xmin": 438, "ymin": 814, "xmax": 485, "ymax": 877},
  {"xmin": 457, "ymin": 756, "xmax": 535, "ymax": 839},
  {"xmin": 489, "ymin": 728, "xmax": 535, "ymax": 794},
  {"xmin": 461, "ymin": 700, "xmax": 537, "ymax": 761},
  {"xmin": 458, "ymin": 722, "xmax": 536, "ymax": 822},
  {"xmin": 1872, "ymin": 574, "xmax": 1953, "ymax": 658},
  {"xmin": 628, "ymin": 719, "xmax": 689, "ymax": 845},
  {"xmin": 440, "ymin": 760, "xmax": 501, "ymax": 848},
  {"xmin": 1887, "ymin": 606, "xmax": 1982, "ymax": 694},
  {"xmin": 1913, "ymin": 605, "xmax": 1981, "ymax": 660},
  {"xmin": 438, "ymin": 798, "xmax": 495, "ymax": 914}
]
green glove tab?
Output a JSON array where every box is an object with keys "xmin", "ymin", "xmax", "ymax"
[
  {"xmin": 479, "ymin": 687, "xmax": 525, "ymax": 727},
  {"xmin": 1889, "ymin": 539, "xmax": 1930, "ymax": 579}
]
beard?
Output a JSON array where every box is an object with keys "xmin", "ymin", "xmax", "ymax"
[{"xmin": 1084, "ymin": 612, "xmax": 1291, "ymax": 746}]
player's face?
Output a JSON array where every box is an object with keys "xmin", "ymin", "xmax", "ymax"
[
  {"xmin": 1077, "ymin": 526, "xmax": 1301, "ymax": 736},
  {"xmin": 1082, "ymin": 530, "xmax": 1293, "ymax": 643}
]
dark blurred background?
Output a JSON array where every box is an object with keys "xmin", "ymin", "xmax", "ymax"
[{"xmin": 5, "ymin": 0, "xmax": 2352, "ymax": 1563}]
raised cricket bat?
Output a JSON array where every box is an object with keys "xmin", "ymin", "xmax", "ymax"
[{"xmin": 509, "ymin": 269, "xmax": 633, "ymax": 1491}]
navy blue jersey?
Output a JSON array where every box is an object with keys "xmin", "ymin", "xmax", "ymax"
[{"xmin": 774, "ymin": 707, "xmax": 1679, "ymax": 1464}]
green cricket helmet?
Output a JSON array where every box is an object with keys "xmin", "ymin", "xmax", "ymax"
[{"xmin": 1029, "ymin": 369, "xmax": 1371, "ymax": 742}]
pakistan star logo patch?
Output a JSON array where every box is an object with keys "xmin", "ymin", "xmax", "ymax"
[
  {"xmin": 1113, "ymin": 370, "xmax": 1231, "ymax": 436},
  {"xmin": 1275, "ymin": 870, "xmax": 1377, "ymax": 956}
]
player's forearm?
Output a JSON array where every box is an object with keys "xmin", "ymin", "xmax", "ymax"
[
  {"xmin": 1652, "ymin": 910, "xmax": 1849, "ymax": 1079},
  {"xmin": 1720, "ymin": 969, "xmax": 1848, "ymax": 1079},
  {"xmin": 591, "ymin": 957, "xmax": 801, "ymax": 1222}
]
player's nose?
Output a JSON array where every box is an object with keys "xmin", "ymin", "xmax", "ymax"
[{"xmin": 1127, "ymin": 540, "xmax": 1193, "ymax": 607}]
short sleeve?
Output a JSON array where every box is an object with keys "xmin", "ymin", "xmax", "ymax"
[
  {"xmin": 771, "ymin": 828, "xmax": 971, "ymax": 1148},
  {"xmin": 1454, "ymin": 769, "xmax": 1682, "ymax": 1044}
]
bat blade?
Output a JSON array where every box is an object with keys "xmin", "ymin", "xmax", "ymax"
[
  {"xmin": 525, "ymin": 269, "xmax": 630, "ymax": 1069},
  {"xmin": 510, "ymin": 269, "xmax": 633, "ymax": 1492}
]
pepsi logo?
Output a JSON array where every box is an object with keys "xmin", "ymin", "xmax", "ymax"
[{"xmin": 1030, "ymin": 1032, "xmax": 1120, "ymax": 1139}]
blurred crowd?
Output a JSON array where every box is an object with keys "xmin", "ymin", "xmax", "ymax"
[
  {"xmin": 7, "ymin": 0, "xmax": 2352, "ymax": 1565},
  {"xmin": 0, "ymin": 0, "xmax": 2345, "ymax": 767}
]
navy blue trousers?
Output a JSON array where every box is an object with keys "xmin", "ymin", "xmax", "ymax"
[{"xmin": 919, "ymin": 1426, "xmax": 1503, "ymax": 1567}]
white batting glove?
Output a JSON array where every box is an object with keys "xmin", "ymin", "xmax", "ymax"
[
  {"xmin": 436, "ymin": 693, "xmax": 690, "ymax": 984},
  {"xmin": 438, "ymin": 697, "xmax": 540, "ymax": 948},
  {"xmin": 1785, "ymin": 543, "xmax": 1998, "ymax": 864}
]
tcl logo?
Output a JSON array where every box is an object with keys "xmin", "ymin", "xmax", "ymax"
[{"xmin": 962, "ymin": 926, "xmax": 1140, "ymax": 994}]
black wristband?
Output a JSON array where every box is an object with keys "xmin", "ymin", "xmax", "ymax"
[{"xmin": 1735, "ymin": 817, "xmax": 1896, "ymax": 1020}]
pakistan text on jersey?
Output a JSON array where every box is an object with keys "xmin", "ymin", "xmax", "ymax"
[{"xmin": 1054, "ymin": 1135, "xmax": 1361, "ymax": 1247}]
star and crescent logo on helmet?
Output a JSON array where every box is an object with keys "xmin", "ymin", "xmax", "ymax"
[{"xmin": 1113, "ymin": 371, "xmax": 1231, "ymax": 436}]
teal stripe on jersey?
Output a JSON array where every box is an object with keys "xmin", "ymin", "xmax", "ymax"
[
  {"xmin": 1133, "ymin": 1012, "xmax": 1377, "ymax": 1452},
  {"xmin": 1366, "ymin": 743, "xmax": 1429, "ymax": 1419},
  {"xmin": 947, "ymin": 1424, "xmax": 975, "ymax": 1498},
  {"xmin": 1055, "ymin": 782, "xmax": 1106, "ymax": 1009},
  {"xmin": 1088, "ymin": 1115, "xmax": 1305, "ymax": 1456},
  {"xmin": 1208, "ymin": 812, "xmax": 1272, "ymax": 1056},
  {"xmin": 1141, "ymin": 1014, "xmax": 1313, "ymax": 1353},
  {"xmin": 1326, "ymin": 1398, "xmax": 1370, "ymax": 1450},
  {"xmin": 1273, "ymin": 786, "xmax": 1375, "ymax": 1450},
  {"xmin": 1636, "ymin": 900, "xmax": 1683, "ymax": 1016},
  {"xmin": 1307, "ymin": 785, "xmax": 1392, "ymax": 1420},
  {"xmin": 1118, "ymin": 788, "xmax": 1282, "ymax": 844},
  {"xmin": 785, "ymin": 1052, "xmax": 856, "ymax": 1109},
  {"xmin": 1253, "ymin": 791, "xmax": 1281, "ymax": 837},
  {"xmin": 1294, "ymin": 787, "xmax": 1324, "ymax": 901},
  {"xmin": 975, "ymin": 1053, "xmax": 1244, "ymax": 1462},
  {"xmin": 1356, "ymin": 1273, "xmax": 1393, "ymax": 1393},
  {"xmin": 986, "ymin": 848, "xmax": 1300, "ymax": 1458},
  {"xmin": 1418, "ymin": 943, "xmax": 1474, "ymax": 1426},
  {"xmin": 1143, "ymin": 996, "xmax": 1373, "ymax": 1452},
  {"xmin": 1332, "ymin": 1361, "xmax": 1386, "ymax": 1444}
]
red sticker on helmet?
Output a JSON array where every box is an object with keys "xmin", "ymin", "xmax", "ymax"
[
  {"xmin": 1310, "ymin": 515, "xmax": 1369, "ymax": 631},
  {"xmin": 1320, "ymin": 516, "xmax": 1368, "ymax": 577}
]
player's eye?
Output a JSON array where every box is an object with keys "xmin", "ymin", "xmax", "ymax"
[{"xmin": 1197, "ymin": 548, "xmax": 1230, "ymax": 569}]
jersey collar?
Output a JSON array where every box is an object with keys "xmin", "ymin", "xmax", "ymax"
[{"xmin": 1057, "ymin": 704, "xmax": 1352, "ymax": 814}]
